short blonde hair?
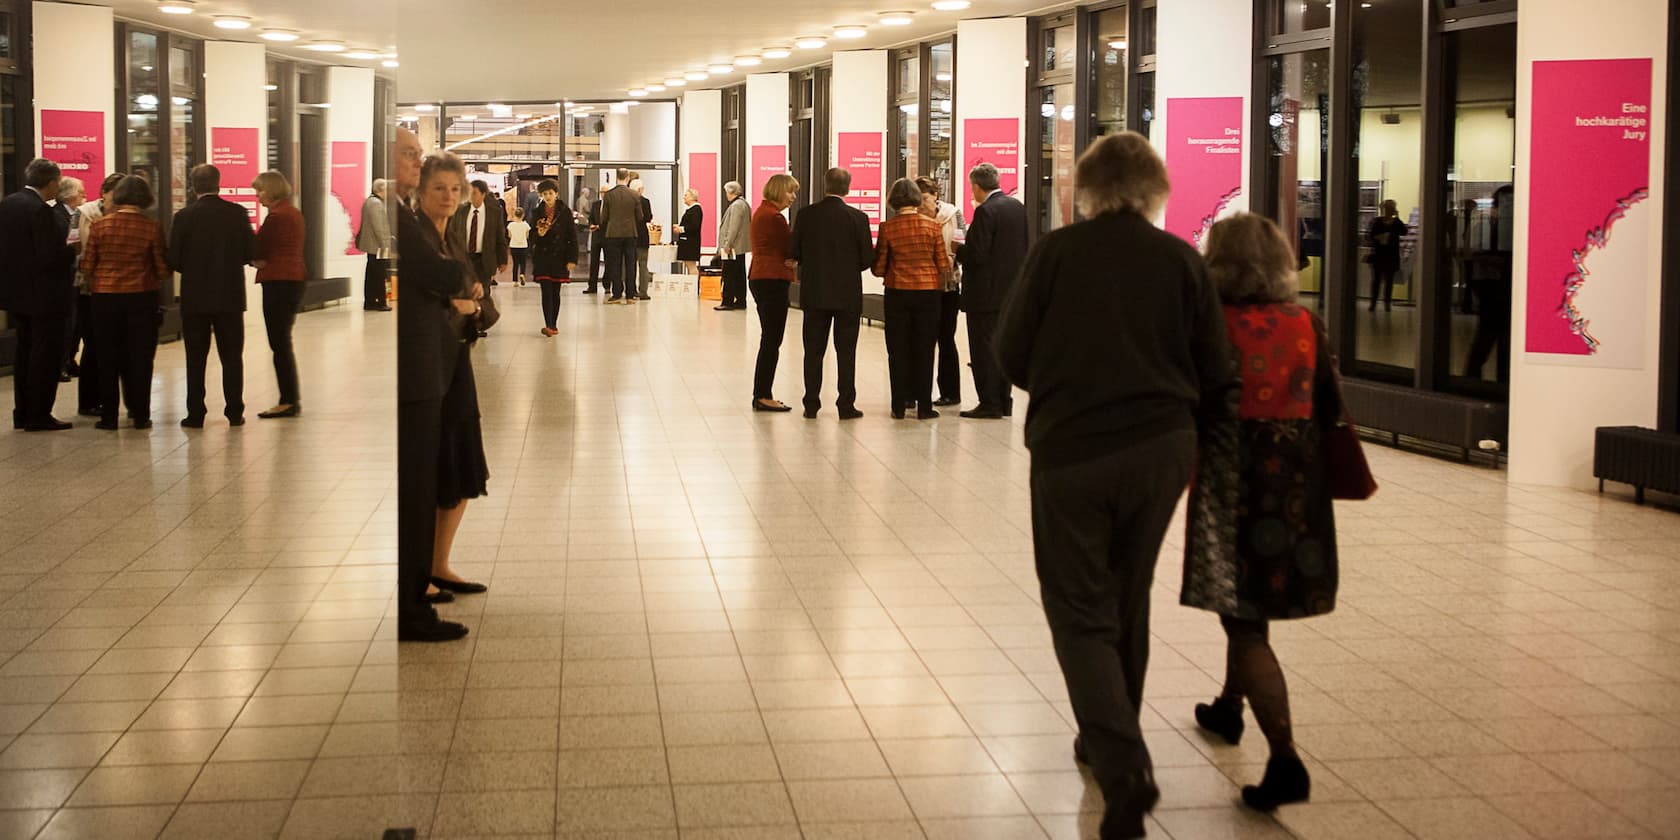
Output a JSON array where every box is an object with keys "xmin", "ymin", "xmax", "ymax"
[
  {"xmin": 683, "ymin": 188, "xmax": 699, "ymax": 202},
  {"xmin": 1204, "ymin": 213, "xmax": 1300, "ymax": 304},
  {"xmin": 1074, "ymin": 132, "xmax": 1169, "ymax": 219},
  {"xmin": 251, "ymin": 171, "xmax": 293, "ymax": 203},
  {"xmin": 762, "ymin": 173, "xmax": 799, "ymax": 204}
]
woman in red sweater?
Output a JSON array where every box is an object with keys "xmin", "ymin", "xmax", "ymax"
[
  {"xmin": 80, "ymin": 175, "xmax": 168, "ymax": 430},
  {"xmin": 748, "ymin": 173, "xmax": 799, "ymax": 412},
  {"xmin": 252, "ymin": 171, "xmax": 306, "ymax": 419}
]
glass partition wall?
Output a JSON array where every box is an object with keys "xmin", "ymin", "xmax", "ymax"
[
  {"xmin": 0, "ymin": 0, "xmax": 27, "ymax": 199},
  {"xmin": 887, "ymin": 38, "xmax": 956, "ymax": 204}
]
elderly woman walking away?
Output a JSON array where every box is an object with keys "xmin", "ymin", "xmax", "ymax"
[
  {"xmin": 1180, "ymin": 212, "xmax": 1345, "ymax": 813},
  {"xmin": 994, "ymin": 132, "xmax": 1239, "ymax": 840}
]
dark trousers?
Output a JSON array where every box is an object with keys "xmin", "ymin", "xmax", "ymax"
[
  {"xmin": 1030, "ymin": 430, "xmax": 1196, "ymax": 794},
  {"xmin": 398, "ymin": 398, "xmax": 442, "ymax": 625},
  {"xmin": 604, "ymin": 237, "xmax": 638, "ymax": 298},
  {"xmin": 364, "ymin": 256, "xmax": 390, "ymax": 307},
  {"xmin": 182, "ymin": 311, "xmax": 245, "ymax": 421},
  {"xmin": 937, "ymin": 290, "xmax": 962, "ymax": 401},
  {"xmin": 589, "ymin": 238, "xmax": 605, "ymax": 291},
  {"xmin": 262, "ymin": 282, "xmax": 304, "ymax": 406},
  {"xmin": 1369, "ymin": 265, "xmax": 1397, "ymax": 309},
  {"xmin": 9, "ymin": 311, "xmax": 67, "ymax": 427},
  {"xmin": 721, "ymin": 257, "xmax": 747, "ymax": 307},
  {"xmin": 91, "ymin": 292, "xmax": 159, "ymax": 425},
  {"xmin": 749, "ymin": 279, "xmax": 790, "ymax": 400},
  {"xmin": 62, "ymin": 284, "xmax": 81, "ymax": 370},
  {"xmin": 75, "ymin": 295, "xmax": 100, "ymax": 413},
  {"xmin": 1465, "ymin": 280, "xmax": 1511, "ymax": 382},
  {"xmin": 540, "ymin": 280, "xmax": 563, "ymax": 330},
  {"xmin": 966, "ymin": 309, "xmax": 1010, "ymax": 411},
  {"xmin": 801, "ymin": 308, "xmax": 860, "ymax": 412},
  {"xmin": 884, "ymin": 288, "xmax": 942, "ymax": 411},
  {"xmin": 510, "ymin": 248, "xmax": 528, "ymax": 281}
]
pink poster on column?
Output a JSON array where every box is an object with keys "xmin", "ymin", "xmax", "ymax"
[
  {"xmin": 211, "ymin": 127, "xmax": 261, "ymax": 231},
  {"xmin": 837, "ymin": 132, "xmax": 884, "ymax": 233},
  {"xmin": 750, "ymin": 144, "xmax": 787, "ymax": 211},
  {"xmin": 962, "ymin": 118, "xmax": 1020, "ymax": 210},
  {"xmin": 39, "ymin": 110, "xmax": 107, "ymax": 189},
  {"xmin": 330, "ymin": 141, "xmax": 369, "ymax": 256},
  {"xmin": 1525, "ymin": 58, "xmax": 1652, "ymax": 363},
  {"xmin": 1164, "ymin": 97, "xmax": 1244, "ymax": 248},
  {"xmin": 688, "ymin": 152, "xmax": 719, "ymax": 250}
]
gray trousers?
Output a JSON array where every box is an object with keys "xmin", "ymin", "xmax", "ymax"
[
  {"xmin": 637, "ymin": 246, "xmax": 652, "ymax": 297},
  {"xmin": 1029, "ymin": 430, "xmax": 1196, "ymax": 795}
]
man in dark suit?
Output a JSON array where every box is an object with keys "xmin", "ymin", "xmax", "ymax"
[
  {"xmin": 598, "ymin": 168, "xmax": 646, "ymax": 304},
  {"xmin": 170, "ymin": 164, "xmax": 256, "ymax": 428},
  {"xmin": 956, "ymin": 162, "xmax": 1029, "ymax": 419},
  {"xmin": 449, "ymin": 181, "xmax": 509, "ymax": 333},
  {"xmin": 789, "ymin": 168, "xmax": 874, "ymax": 420},
  {"xmin": 0, "ymin": 158, "xmax": 75, "ymax": 431},
  {"xmin": 585, "ymin": 194, "xmax": 605, "ymax": 294}
]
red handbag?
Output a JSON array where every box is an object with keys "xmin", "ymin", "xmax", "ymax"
[{"xmin": 1324, "ymin": 420, "xmax": 1377, "ymax": 500}]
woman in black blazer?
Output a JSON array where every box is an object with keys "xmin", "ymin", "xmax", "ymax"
[{"xmin": 674, "ymin": 188, "xmax": 704, "ymax": 274}]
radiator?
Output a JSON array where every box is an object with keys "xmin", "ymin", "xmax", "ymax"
[
  {"xmin": 1595, "ymin": 426, "xmax": 1680, "ymax": 504},
  {"xmin": 1340, "ymin": 379, "xmax": 1508, "ymax": 463}
]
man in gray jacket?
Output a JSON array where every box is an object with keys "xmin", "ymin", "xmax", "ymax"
[
  {"xmin": 715, "ymin": 181, "xmax": 751, "ymax": 311},
  {"xmin": 598, "ymin": 168, "xmax": 645, "ymax": 304},
  {"xmin": 358, "ymin": 179, "xmax": 391, "ymax": 311}
]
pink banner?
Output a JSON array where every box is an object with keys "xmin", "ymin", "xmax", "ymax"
[
  {"xmin": 1164, "ymin": 97, "xmax": 1244, "ymax": 248},
  {"xmin": 750, "ymin": 145, "xmax": 787, "ymax": 212},
  {"xmin": 330, "ymin": 141, "xmax": 369, "ymax": 256},
  {"xmin": 211, "ymin": 127, "xmax": 261, "ymax": 231},
  {"xmin": 961, "ymin": 118, "xmax": 1019, "ymax": 210},
  {"xmin": 837, "ymin": 132, "xmax": 884, "ymax": 233},
  {"xmin": 39, "ymin": 110, "xmax": 107, "ymax": 191},
  {"xmin": 688, "ymin": 152, "xmax": 718, "ymax": 250},
  {"xmin": 1525, "ymin": 58, "xmax": 1652, "ymax": 358}
]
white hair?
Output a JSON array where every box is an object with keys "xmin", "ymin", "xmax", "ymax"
[{"xmin": 630, "ymin": 179, "xmax": 644, "ymax": 190}]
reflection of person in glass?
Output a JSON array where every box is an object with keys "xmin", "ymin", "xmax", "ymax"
[
  {"xmin": 1366, "ymin": 199, "xmax": 1405, "ymax": 312},
  {"xmin": 1446, "ymin": 199, "xmax": 1478, "ymax": 314},
  {"xmin": 1464, "ymin": 185, "xmax": 1513, "ymax": 382}
]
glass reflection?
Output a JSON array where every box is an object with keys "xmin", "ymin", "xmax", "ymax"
[{"xmin": 1264, "ymin": 49, "xmax": 1330, "ymax": 311}]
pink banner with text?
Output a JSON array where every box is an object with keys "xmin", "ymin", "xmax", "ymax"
[
  {"xmin": 837, "ymin": 132, "xmax": 885, "ymax": 233},
  {"xmin": 688, "ymin": 152, "xmax": 718, "ymax": 250},
  {"xmin": 330, "ymin": 141, "xmax": 369, "ymax": 256},
  {"xmin": 961, "ymin": 118, "xmax": 1019, "ymax": 210},
  {"xmin": 1525, "ymin": 58, "xmax": 1652, "ymax": 363},
  {"xmin": 211, "ymin": 127, "xmax": 261, "ymax": 231},
  {"xmin": 40, "ymin": 110, "xmax": 107, "ymax": 190},
  {"xmin": 750, "ymin": 145, "xmax": 787, "ymax": 212},
  {"xmin": 1165, "ymin": 97, "xmax": 1244, "ymax": 248}
]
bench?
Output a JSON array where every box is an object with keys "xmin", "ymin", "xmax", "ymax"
[
  {"xmin": 1595, "ymin": 426, "xmax": 1680, "ymax": 504},
  {"xmin": 1339, "ymin": 379, "xmax": 1507, "ymax": 463}
]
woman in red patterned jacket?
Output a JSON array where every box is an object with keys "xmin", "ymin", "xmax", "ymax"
[{"xmin": 80, "ymin": 175, "xmax": 168, "ymax": 431}]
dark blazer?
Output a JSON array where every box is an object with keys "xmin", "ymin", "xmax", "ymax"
[
  {"xmin": 170, "ymin": 195, "xmax": 256, "ymax": 315},
  {"xmin": 635, "ymin": 196, "xmax": 653, "ymax": 248},
  {"xmin": 789, "ymin": 196, "xmax": 873, "ymax": 312},
  {"xmin": 675, "ymin": 204, "xmax": 704, "ymax": 261},
  {"xmin": 599, "ymin": 185, "xmax": 645, "ymax": 239},
  {"xmin": 528, "ymin": 200, "xmax": 579, "ymax": 281},
  {"xmin": 0, "ymin": 188, "xmax": 74, "ymax": 316},
  {"xmin": 956, "ymin": 191, "xmax": 1029, "ymax": 313},
  {"xmin": 397, "ymin": 201, "xmax": 467, "ymax": 404},
  {"xmin": 449, "ymin": 200, "xmax": 509, "ymax": 284}
]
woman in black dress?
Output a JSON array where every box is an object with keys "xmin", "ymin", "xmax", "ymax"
[
  {"xmin": 527, "ymin": 178, "xmax": 577, "ymax": 337},
  {"xmin": 1366, "ymin": 199, "xmax": 1406, "ymax": 311},
  {"xmin": 674, "ymin": 188, "xmax": 704, "ymax": 274}
]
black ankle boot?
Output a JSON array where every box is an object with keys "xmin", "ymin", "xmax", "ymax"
[
  {"xmin": 1194, "ymin": 696, "xmax": 1245, "ymax": 745},
  {"xmin": 1241, "ymin": 754, "xmax": 1310, "ymax": 811},
  {"xmin": 1099, "ymin": 770, "xmax": 1160, "ymax": 839}
]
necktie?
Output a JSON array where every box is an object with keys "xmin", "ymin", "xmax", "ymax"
[{"xmin": 470, "ymin": 209, "xmax": 480, "ymax": 254}]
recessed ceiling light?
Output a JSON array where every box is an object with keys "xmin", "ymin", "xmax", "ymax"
[
  {"xmin": 931, "ymin": 0, "xmax": 970, "ymax": 10},
  {"xmin": 795, "ymin": 36, "xmax": 827, "ymax": 49},
  {"xmin": 1108, "ymin": 39, "xmax": 1127, "ymax": 49},
  {"xmin": 762, "ymin": 47, "xmax": 792, "ymax": 59},
  {"xmin": 666, "ymin": 77, "xmax": 687, "ymax": 87},
  {"xmin": 345, "ymin": 50, "xmax": 380, "ymax": 60},
  {"xmin": 648, "ymin": 83, "xmax": 666, "ymax": 92},
  {"xmin": 629, "ymin": 88, "xmax": 648, "ymax": 97},
  {"xmin": 415, "ymin": 103, "xmax": 435, "ymax": 112},
  {"xmin": 382, "ymin": 60, "xmax": 400, "ymax": 68},
  {"xmin": 259, "ymin": 29, "xmax": 300, "ymax": 42},
  {"xmin": 264, "ymin": 84, "xmax": 279, "ymax": 91},
  {"xmin": 212, "ymin": 15, "xmax": 251, "ymax": 30},
  {"xmin": 833, "ymin": 25, "xmax": 868, "ymax": 39},
  {"xmin": 157, "ymin": 0, "xmax": 194, "ymax": 14},
  {"xmin": 685, "ymin": 70, "xmax": 709, "ymax": 81},
  {"xmin": 708, "ymin": 64, "xmax": 733, "ymax": 74},
  {"xmin": 878, "ymin": 11, "xmax": 915, "ymax": 26},
  {"xmin": 303, "ymin": 41, "xmax": 346, "ymax": 53},
  {"xmin": 735, "ymin": 55, "xmax": 762, "ymax": 67}
]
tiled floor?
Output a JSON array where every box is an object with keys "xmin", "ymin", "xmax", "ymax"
[{"xmin": 2, "ymin": 283, "xmax": 1678, "ymax": 839}]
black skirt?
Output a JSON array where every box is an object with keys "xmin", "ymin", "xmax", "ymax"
[
  {"xmin": 676, "ymin": 207, "xmax": 703, "ymax": 261},
  {"xmin": 436, "ymin": 346, "xmax": 489, "ymax": 508}
]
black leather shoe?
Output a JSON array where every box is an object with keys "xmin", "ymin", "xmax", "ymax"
[
  {"xmin": 838, "ymin": 407, "xmax": 864, "ymax": 421},
  {"xmin": 258, "ymin": 405, "xmax": 301, "ymax": 419},
  {"xmin": 1099, "ymin": 770, "xmax": 1160, "ymax": 840},
  {"xmin": 228, "ymin": 416, "xmax": 246, "ymax": 427},
  {"xmin": 933, "ymin": 396, "xmax": 960, "ymax": 407},
  {"xmin": 425, "ymin": 589, "xmax": 455, "ymax": 604},
  {"xmin": 181, "ymin": 417, "xmax": 205, "ymax": 429},
  {"xmin": 637, "ymin": 294, "xmax": 651, "ymax": 301},
  {"xmin": 79, "ymin": 408, "xmax": 102, "ymax": 419},
  {"xmin": 58, "ymin": 372, "xmax": 72, "ymax": 383},
  {"xmin": 132, "ymin": 420, "xmax": 152, "ymax": 430},
  {"xmin": 1074, "ymin": 735, "xmax": 1089, "ymax": 765},
  {"xmin": 891, "ymin": 407, "xmax": 906, "ymax": 420},
  {"xmin": 917, "ymin": 408, "xmax": 940, "ymax": 420},
  {"xmin": 397, "ymin": 618, "xmax": 469, "ymax": 642},
  {"xmin": 582, "ymin": 289, "xmax": 598, "ymax": 294},
  {"xmin": 430, "ymin": 576, "xmax": 488, "ymax": 594},
  {"xmin": 803, "ymin": 408, "xmax": 819, "ymax": 419},
  {"xmin": 752, "ymin": 399, "xmax": 792, "ymax": 413},
  {"xmin": 95, "ymin": 420, "xmax": 119, "ymax": 431},
  {"xmin": 25, "ymin": 418, "xmax": 73, "ymax": 432},
  {"xmin": 959, "ymin": 407, "xmax": 1004, "ymax": 419}
]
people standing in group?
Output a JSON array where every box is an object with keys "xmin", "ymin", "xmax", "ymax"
[
  {"xmin": 55, "ymin": 178, "xmax": 87, "ymax": 385},
  {"xmin": 252, "ymin": 171, "xmax": 306, "ymax": 420},
  {"xmin": 748, "ymin": 173, "xmax": 799, "ymax": 412},
  {"xmin": 1366, "ymin": 198, "xmax": 1406, "ymax": 312},
  {"xmin": 917, "ymin": 176, "xmax": 963, "ymax": 408},
  {"xmin": 789, "ymin": 168, "xmax": 873, "ymax": 420},
  {"xmin": 715, "ymin": 181, "xmax": 751, "ymax": 311},
  {"xmin": 585, "ymin": 189, "xmax": 605, "ymax": 294},
  {"xmin": 527, "ymin": 179, "xmax": 578, "ymax": 337},
  {"xmin": 874, "ymin": 178, "xmax": 952, "ymax": 420},
  {"xmin": 599, "ymin": 168, "xmax": 646, "ymax": 304},
  {"xmin": 1181, "ymin": 212, "xmax": 1341, "ymax": 815},
  {"xmin": 72, "ymin": 174, "xmax": 124, "ymax": 419},
  {"xmin": 994, "ymin": 133, "xmax": 1239, "ymax": 840},
  {"xmin": 632, "ymin": 177, "xmax": 654, "ymax": 301},
  {"xmin": 956, "ymin": 162, "xmax": 1028, "ymax": 419},
  {"xmin": 450, "ymin": 180, "xmax": 510, "ymax": 335},
  {"xmin": 81, "ymin": 175, "xmax": 170, "ymax": 432},
  {"xmin": 359, "ymin": 178, "xmax": 392, "ymax": 311},
  {"xmin": 507, "ymin": 207, "xmax": 531, "ymax": 285},
  {"xmin": 170, "ymin": 164, "xmax": 256, "ymax": 428},
  {"xmin": 0, "ymin": 159, "xmax": 76, "ymax": 431},
  {"xmin": 674, "ymin": 188, "xmax": 703, "ymax": 275}
]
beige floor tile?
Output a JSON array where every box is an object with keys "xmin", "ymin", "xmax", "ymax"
[
  {"xmin": 187, "ymin": 758, "xmax": 311, "ymax": 801},
  {"xmin": 667, "ymin": 743, "xmax": 782, "ymax": 783},
  {"xmin": 0, "ymin": 768, "xmax": 87, "ymax": 810},
  {"xmin": 555, "ymin": 784, "xmax": 675, "ymax": 831},
  {"xmin": 773, "ymin": 739, "xmax": 891, "ymax": 780},
  {"xmin": 161, "ymin": 800, "xmax": 293, "ymax": 840},
  {"xmin": 1379, "ymin": 796, "xmax": 1537, "ymax": 840},
  {"xmin": 673, "ymin": 781, "xmax": 798, "ymax": 827},
  {"xmin": 899, "ymin": 773, "xmax": 1030, "ymax": 818},
  {"xmin": 35, "ymin": 804, "xmax": 176, "ymax": 840}
]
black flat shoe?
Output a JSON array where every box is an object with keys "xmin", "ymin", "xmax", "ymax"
[
  {"xmin": 959, "ymin": 407, "xmax": 1004, "ymax": 419},
  {"xmin": 228, "ymin": 416, "xmax": 246, "ymax": 427},
  {"xmin": 1074, "ymin": 735, "xmax": 1089, "ymax": 765},
  {"xmin": 838, "ymin": 408, "xmax": 864, "ymax": 421},
  {"xmin": 397, "ymin": 618, "xmax": 469, "ymax": 642},
  {"xmin": 1099, "ymin": 769, "xmax": 1160, "ymax": 840},
  {"xmin": 803, "ymin": 408, "xmax": 819, "ymax": 419},
  {"xmin": 933, "ymin": 396, "xmax": 960, "ymax": 407},
  {"xmin": 180, "ymin": 417, "xmax": 204, "ymax": 429},
  {"xmin": 891, "ymin": 408, "xmax": 906, "ymax": 420},
  {"xmin": 425, "ymin": 589, "xmax": 455, "ymax": 604},
  {"xmin": 917, "ymin": 409, "xmax": 940, "ymax": 420},
  {"xmin": 132, "ymin": 420, "xmax": 152, "ymax": 431},
  {"xmin": 752, "ymin": 400, "xmax": 792, "ymax": 413},
  {"xmin": 1194, "ymin": 697, "xmax": 1245, "ymax": 745},
  {"xmin": 1241, "ymin": 754, "xmax": 1310, "ymax": 811},
  {"xmin": 95, "ymin": 420, "xmax": 119, "ymax": 431},
  {"xmin": 258, "ymin": 405, "xmax": 301, "ymax": 419},
  {"xmin": 79, "ymin": 408, "xmax": 102, "ymax": 419},
  {"xmin": 430, "ymin": 576, "xmax": 487, "ymax": 594}
]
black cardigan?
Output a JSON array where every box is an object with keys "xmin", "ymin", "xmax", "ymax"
[{"xmin": 528, "ymin": 200, "xmax": 578, "ymax": 281}]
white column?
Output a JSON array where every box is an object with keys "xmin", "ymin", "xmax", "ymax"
[
  {"xmin": 31, "ymin": 2, "xmax": 115, "ymax": 190},
  {"xmin": 1154, "ymin": 0, "xmax": 1252, "ymax": 241},
  {"xmin": 955, "ymin": 18, "xmax": 1026, "ymax": 210},
  {"xmin": 680, "ymin": 89, "xmax": 722, "ymax": 253},
  {"xmin": 203, "ymin": 41, "xmax": 268, "ymax": 231},
  {"xmin": 323, "ymin": 67, "xmax": 375, "ymax": 282},
  {"xmin": 831, "ymin": 50, "xmax": 889, "ymax": 295},
  {"xmin": 745, "ymin": 73, "xmax": 790, "ymax": 206}
]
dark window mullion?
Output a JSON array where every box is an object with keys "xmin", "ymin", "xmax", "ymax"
[
  {"xmin": 1324, "ymin": 0, "xmax": 1359, "ymax": 369},
  {"xmin": 1416, "ymin": 0, "xmax": 1448, "ymax": 391}
]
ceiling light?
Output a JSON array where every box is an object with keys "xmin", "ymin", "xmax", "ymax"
[
  {"xmin": 879, "ymin": 11, "xmax": 915, "ymax": 26},
  {"xmin": 629, "ymin": 88, "xmax": 648, "ymax": 97},
  {"xmin": 259, "ymin": 29, "xmax": 301, "ymax": 42},
  {"xmin": 795, "ymin": 36, "xmax": 827, "ymax": 49},
  {"xmin": 735, "ymin": 55, "xmax": 762, "ymax": 67},
  {"xmin": 416, "ymin": 103, "xmax": 435, "ymax": 112},
  {"xmin": 382, "ymin": 60, "xmax": 400, "ymax": 68},
  {"xmin": 931, "ymin": 0, "xmax": 971, "ymax": 9},
  {"xmin": 264, "ymin": 84, "xmax": 278, "ymax": 92},
  {"xmin": 935, "ymin": 72, "xmax": 953, "ymax": 82},
  {"xmin": 833, "ymin": 25, "xmax": 868, "ymax": 39},
  {"xmin": 648, "ymin": 83, "xmax": 667, "ymax": 92},
  {"xmin": 212, "ymin": 15, "xmax": 251, "ymax": 30},
  {"xmin": 610, "ymin": 103, "xmax": 630, "ymax": 114},
  {"xmin": 708, "ymin": 63, "xmax": 734, "ymax": 74},
  {"xmin": 345, "ymin": 50, "xmax": 380, "ymax": 60},
  {"xmin": 685, "ymin": 70, "xmax": 709, "ymax": 81},
  {"xmin": 763, "ymin": 47, "xmax": 792, "ymax": 59},
  {"xmin": 303, "ymin": 41, "xmax": 346, "ymax": 53},
  {"xmin": 157, "ymin": 0, "xmax": 194, "ymax": 14},
  {"xmin": 666, "ymin": 77, "xmax": 687, "ymax": 87},
  {"xmin": 1108, "ymin": 39, "xmax": 1127, "ymax": 50}
]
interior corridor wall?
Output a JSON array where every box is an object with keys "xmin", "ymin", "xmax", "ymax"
[
  {"xmin": 1508, "ymin": 0, "xmax": 1669, "ymax": 487},
  {"xmin": 30, "ymin": 2, "xmax": 115, "ymax": 191},
  {"xmin": 745, "ymin": 73, "xmax": 790, "ymax": 275},
  {"xmin": 1153, "ymin": 0, "xmax": 1252, "ymax": 232},
  {"xmin": 324, "ymin": 67, "xmax": 375, "ymax": 283},
  {"xmin": 954, "ymin": 18, "xmax": 1026, "ymax": 211},
  {"xmin": 603, "ymin": 103, "xmax": 678, "ymax": 234},
  {"xmin": 831, "ymin": 50, "xmax": 888, "ymax": 296},
  {"xmin": 679, "ymin": 89, "xmax": 722, "ymax": 254},
  {"xmin": 203, "ymin": 42, "xmax": 268, "ymax": 234}
]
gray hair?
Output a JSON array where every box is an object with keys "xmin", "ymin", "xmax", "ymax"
[
  {"xmin": 372, "ymin": 178, "xmax": 388, "ymax": 195},
  {"xmin": 968, "ymin": 163, "xmax": 1000, "ymax": 194},
  {"xmin": 683, "ymin": 188, "xmax": 699, "ymax": 202},
  {"xmin": 57, "ymin": 177, "xmax": 85, "ymax": 202},
  {"xmin": 1074, "ymin": 132, "xmax": 1169, "ymax": 218},
  {"xmin": 724, "ymin": 180, "xmax": 743, "ymax": 199},
  {"xmin": 1204, "ymin": 213, "xmax": 1300, "ymax": 304},
  {"xmin": 24, "ymin": 158, "xmax": 61, "ymax": 189}
]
